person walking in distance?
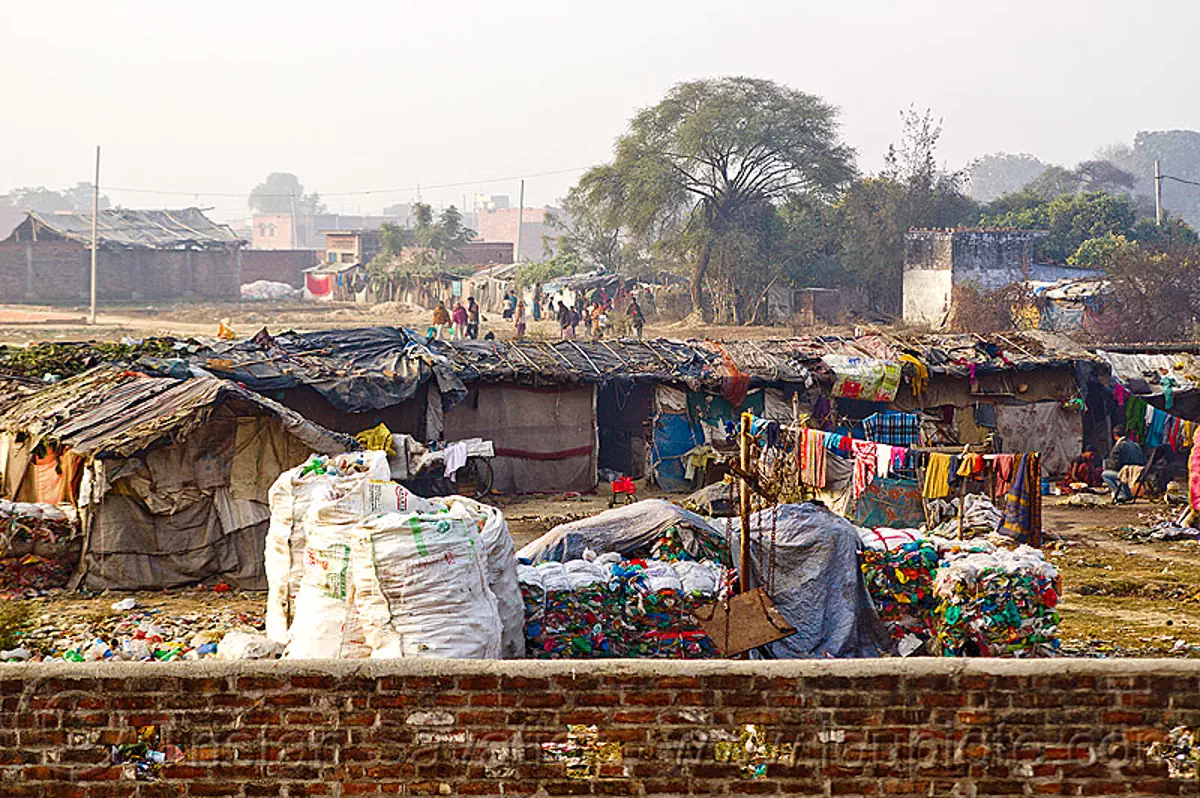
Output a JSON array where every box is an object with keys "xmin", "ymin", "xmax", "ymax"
[
  {"xmin": 514, "ymin": 298, "xmax": 527, "ymax": 338},
  {"xmin": 451, "ymin": 300, "xmax": 468, "ymax": 340},
  {"xmin": 432, "ymin": 300, "xmax": 451, "ymax": 340},
  {"xmin": 466, "ymin": 296, "xmax": 480, "ymax": 340},
  {"xmin": 628, "ymin": 296, "xmax": 645, "ymax": 340}
]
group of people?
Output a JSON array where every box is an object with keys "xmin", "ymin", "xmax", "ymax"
[
  {"xmin": 430, "ymin": 286, "xmax": 649, "ymax": 343},
  {"xmin": 1062, "ymin": 425, "xmax": 1152, "ymax": 504},
  {"xmin": 431, "ymin": 296, "xmax": 482, "ymax": 341}
]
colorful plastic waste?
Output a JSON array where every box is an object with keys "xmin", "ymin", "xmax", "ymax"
[
  {"xmin": 110, "ymin": 726, "xmax": 184, "ymax": 781},
  {"xmin": 0, "ymin": 501, "xmax": 80, "ymax": 598},
  {"xmin": 518, "ymin": 556, "xmax": 731, "ymax": 659},
  {"xmin": 860, "ymin": 539, "xmax": 940, "ymax": 643},
  {"xmin": 931, "ymin": 545, "xmax": 1060, "ymax": 657}
]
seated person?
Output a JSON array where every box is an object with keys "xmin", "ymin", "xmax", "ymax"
[
  {"xmin": 1062, "ymin": 450, "xmax": 1102, "ymax": 490},
  {"xmin": 1101, "ymin": 425, "xmax": 1147, "ymax": 504}
]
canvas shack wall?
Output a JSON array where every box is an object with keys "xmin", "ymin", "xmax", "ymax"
[
  {"xmin": 443, "ymin": 383, "xmax": 597, "ymax": 493},
  {"xmin": 81, "ymin": 410, "xmax": 313, "ymax": 591},
  {"xmin": 890, "ymin": 366, "xmax": 1083, "ymax": 475},
  {"xmin": 0, "ymin": 238, "xmax": 241, "ymax": 302}
]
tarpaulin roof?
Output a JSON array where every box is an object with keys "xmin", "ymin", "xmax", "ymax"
[
  {"xmin": 0, "ymin": 368, "xmax": 354, "ymax": 458},
  {"xmin": 195, "ymin": 327, "xmax": 467, "ymax": 414},
  {"xmin": 442, "ymin": 337, "xmax": 815, "ymax": 390},
  {"xmin": 13, "ymin": 208, "xmax": 242, "ymax": 250}
]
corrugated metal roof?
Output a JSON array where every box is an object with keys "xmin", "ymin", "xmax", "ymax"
[{"xmin": 17, "ymin": 208, "xmax": 242, "ymax": 250}]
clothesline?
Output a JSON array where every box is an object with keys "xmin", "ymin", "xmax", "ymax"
[{"xmin": 1112, "ymin": 384, "xmax": 1197, "ymax": 453}]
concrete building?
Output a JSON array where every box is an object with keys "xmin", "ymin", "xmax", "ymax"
[
  {"xmin": 322, "ymin": 230, "xmax": 382, "ymax": 266},
  {"xmin": 475, "ymin": 206, "xmax": 566, "ymax": 262},
  {"xmin": 902, "ymin": 228, "xmax": 1099, "ymax": 326},
  {"xmin": 251, "ymin": 212, "xmax": 410, "ymax": 250},
  {"xmin": 0, "ymin": 208, "xmax": 244, "ymax": 302}
]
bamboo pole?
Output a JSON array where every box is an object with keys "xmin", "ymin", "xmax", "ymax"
[{"xmin": 739, "ymin": 412, "xmax": 752, "ymax": 594}]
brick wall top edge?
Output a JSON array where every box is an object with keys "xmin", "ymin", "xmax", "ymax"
[{"xmin": 4, "ymin": 657, "xmax": 1200, "ymax": 680}]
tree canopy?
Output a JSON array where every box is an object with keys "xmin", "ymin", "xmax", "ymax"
[
  {"xmin": 980, "ymin": 190, "xmax": 1138, "ymax": 263},
  {"xmin": 248, "ymin": 173, "xmax": 326, "ymax": 215},
  {"xmin": 576, "ymin": 77, "xmax": 855, "ymax": 313},
  {"xmin": 2, "ymin": 183, "xmax": 110, "ymax": 214},
  {"xmin": 966, "ymin": 153, "xmax": 1048, "ymax": 202}
]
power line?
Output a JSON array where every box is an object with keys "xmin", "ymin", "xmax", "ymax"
[
  {"xmin": 102, "ymin": 166, "xmax": 590, "ymax": 200},
  {"xmin": 1163, "ymin": 174, "xmax": 1200, "ymax": 188}
]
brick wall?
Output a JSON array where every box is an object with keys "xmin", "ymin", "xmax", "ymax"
[
  {"xmin": 240, "ymin": 250, "xmax": 318, "ymax": 288},
  {"xmin": 0, "ymin": 243, "xmax": 241, "ymax": 302},
  {"xmin": 2, "ymin": 659, "xmax": 1197, "ymax": 796}
]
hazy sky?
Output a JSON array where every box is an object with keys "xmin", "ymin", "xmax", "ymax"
[{"xmin": 4, "ymin": 0, "xmax": 1199, "ymax": 221}]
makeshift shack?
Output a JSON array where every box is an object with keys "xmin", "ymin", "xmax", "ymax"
[{"xmin": 0, "ymin": 368, "xmax": 353, "ymax": 590}]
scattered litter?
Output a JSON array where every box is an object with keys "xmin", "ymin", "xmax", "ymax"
[
  {"xmin": 110, "ymin": 726, "xmax": 184, "ymax": 781},
  {"xmin": 111, "ymin": 598, "xmax": 138, "ymax": 612},
  {"xmin": 1149, "ymin": 727, "xmax": 1200, "ymax": 780}
]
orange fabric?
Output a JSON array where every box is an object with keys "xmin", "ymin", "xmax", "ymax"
[{"xmin": 33, "ymin": 450, "xmax": 65, "ymax": 504}]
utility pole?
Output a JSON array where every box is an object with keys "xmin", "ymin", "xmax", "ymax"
[
  {"xmin": 89, "ymin": 146, "xmax": 100, "ymax": 325},
  {"xmin": 515, "ymin": 179, "xmax": 525, "ymax": 263},
  {"xmin": 1154, "ymin": 160, "xmax": 1163, "ymax": 226}
]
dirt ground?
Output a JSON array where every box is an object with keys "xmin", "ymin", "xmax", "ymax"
[
  {"xmin": 3, "ymin": 300, "xmax": 1200, "ymax": 658},
  {"xmin": 0, "ymin": 299, "xmax": 820, "ymax": 346}
]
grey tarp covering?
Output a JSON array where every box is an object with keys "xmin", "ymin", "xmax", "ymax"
[
  {"xmin": 198, "ymin": 327, "xmax": 467, "ymax": 415},
  {"xmin": 516, "ymin": 499, "xmax": 723, "ymax": 563},
  {"xmin": 728, "ymin": 504, "xmax": 888, "ymax": 659},
  {"xmin": 520, "ymin": 500, "xmax": 886, "ymax": 659}
]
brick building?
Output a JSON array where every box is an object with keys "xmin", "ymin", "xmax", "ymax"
[
  {"xmin": 475, "ymin": 206, "xmax": 566, "ymax": 262},
  {"xmin": 0, "ymin": 208, "xmax": 245, "ymax": 302}
]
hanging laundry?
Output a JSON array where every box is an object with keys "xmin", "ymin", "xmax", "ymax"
[
  {"xmin": 922, "ymin": 453, "xmax": 953, "ymax": 499},
  {"xmin": 993, "ymin": 454, "xmax": 1016, "ymax": 500},
  {"xmin": 851, "ymin": 440, "xmax": 877, "ymax": 499},
  {"xmin": 1113, "ymin": 383, "xmax": 1129, "ymax": 407},
  {"xmin": 875, "ymin": 444, "xmax": 893, "ymax": 480},
  {"xmin": 1146, "ymin": 407, "xmax": 1168, "ymax": 449},
  {"xmin": 1125, "ymin": 396, "xmax": 1148, "ymax": 442},
  {"xmin": 899, "ymin": 354, "xmax": 929, "ymax": 398},
  {"xmin": 862, "ymin": 411, "xmax": 920, "ymax": 447},
  {"xmin": 956, "ymin": 453, "xmax": 984, "ymax": 479},
  {"xmin": 1001, "ymin": 453, "xmax": 1042, "ymax": 545},
  {"xmin": 799, "ymin": 429, "xmax": 827, "ymax": 489}
]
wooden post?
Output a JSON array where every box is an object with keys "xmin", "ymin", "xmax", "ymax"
[{"xmin": 739, "ymin": 412, "xmax": 752, "ymax": 594}]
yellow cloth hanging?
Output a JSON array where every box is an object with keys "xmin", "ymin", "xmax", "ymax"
[
  {"xmin": 956, "ymin": 453, "xmax": 983, "ymax": 478},
  {"xmin": 355, "ymin": 423, "xmax": 396, "ymax": 455},
  {"xmin": 923, "ymin": 453, "xmax": 953, "ymax": 499},
  {"xmin": 900, "ymin": 354, "xmax": 929, "ymax": 398}
]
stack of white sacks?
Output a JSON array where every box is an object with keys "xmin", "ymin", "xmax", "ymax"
[{"xmin": 265, "ymin": 451, "xmax": 522, "ymax": 659}]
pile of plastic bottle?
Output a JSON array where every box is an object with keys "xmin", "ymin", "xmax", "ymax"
[
  {"xmin": 859, "ymin": 539, "xmax": 941, "ymax": 642},
  {"xmin": 931, "ymin": 545, "xmax": 1061, "ymax": 657},
  {"xmin": 517, "ymin": 555, "xmax": 731, "ymax": 659}
]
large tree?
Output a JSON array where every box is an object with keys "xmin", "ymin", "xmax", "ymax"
[
  {"xmin": 247, "ymin": 172, "xmax": 327, "ymax": 215},
  {"xmin": 577, "ymin": 77, "xmax": 855, "ymax": 313},
  {"xmin": 837, "ymin": 108, "xmax": 978, "ymax": 314},
  {"xmin": 966, "ymin": 153, "xmax": 1048, "ymax": 202}
]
